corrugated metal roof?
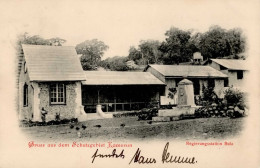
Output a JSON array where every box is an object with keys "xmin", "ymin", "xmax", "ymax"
[
  {"xmin": 211, "ymin": 59, "xmax": 248, "ymax": 71},
  {"xmin": 22, "ymin": 44, "xmax": 85, "ymax": 81},
  {"xmin": 82, "ymin": 71, "xmax": 165, "ymax": 85},
  {"xmin": 148, "ymin": 64, "xmax": 228, "ymax": 78}
]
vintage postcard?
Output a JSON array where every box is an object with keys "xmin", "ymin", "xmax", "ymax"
[{"xmin": 0, "ymin": 0, "xmax": 259, "ymax": 167}]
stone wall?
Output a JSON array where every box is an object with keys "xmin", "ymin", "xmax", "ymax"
[{"xmin": 38, "ymin": 82, "xmax": 78, "ymax": 121}]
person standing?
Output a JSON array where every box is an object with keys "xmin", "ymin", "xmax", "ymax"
[{"xmin": 41, "ymin": 107, "xmax": 48, "ymax": 122}]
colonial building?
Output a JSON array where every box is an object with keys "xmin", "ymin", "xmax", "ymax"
[
  {"xmin": 144, "ymin": 64, "xmax": 228, "ymax": 105},
  {"xmin": 82, "ymin": 71, "xmax": 165, "ymax": 112},
  {"xmin": 205, "ymin": 59, "xmax": 248, "ymax": 89},
  {"xmin": 19, "ymin": 45, "xmax": 86, "ymax": 121},
  {"xmin": 18, "ymin": 45, "xmax": 165, "ymax": 121}
]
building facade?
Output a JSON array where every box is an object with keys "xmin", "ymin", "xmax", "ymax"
[
  {"xmin": 206, "ymin": 59, "xmax": 249, "ymax": 89},
  {"xmin": 82, "ymin": 71, "xmax": 165, "ymax": 112},
  {"xmin": 18, "ymin": 45, "xmax": 85, "ymax": 121},
  {"xmin": 144, "ymin": 64, "xmax": 228, "ymax": 105},
  {"xmin": 18, "ymin": 45, "xmax": 165, "ymax": 121}
]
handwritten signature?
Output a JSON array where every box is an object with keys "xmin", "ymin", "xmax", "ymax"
[
  {"xmin": 91, "ymin": 142, "xmax": 197, "ymax": 165},
  {"xmin": 91, "ymin": 149, "xmax": 125, "ymax": 163}
]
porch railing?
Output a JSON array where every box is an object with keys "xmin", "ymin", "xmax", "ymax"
[{"xmin": 83, "ymin": 101, "xmax": 159, "ymax": 113}]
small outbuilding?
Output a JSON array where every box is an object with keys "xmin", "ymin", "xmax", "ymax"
[
  {"xmin": 144, "ymin": 64, "xmax": 228, "ymax": 105},
  {"xmin": 19, "ymin": 45, "xmax": 86, "ymax": 121},
  {"xmin": 205, "ymin": 59, "xmax": 249, "ymax": 89}
]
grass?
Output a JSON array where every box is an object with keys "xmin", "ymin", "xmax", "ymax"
[{"xmin": 20, "ymin": 117, "xmax": 244, "ymax": 142}]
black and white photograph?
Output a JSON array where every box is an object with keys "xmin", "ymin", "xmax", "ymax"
[{"xmin": 0, "ymin": 0, "xmax": 259, "ymax": 168}]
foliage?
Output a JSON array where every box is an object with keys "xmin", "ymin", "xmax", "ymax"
[
  {"xmin": 168, "ymin": 87, "xmax": 177, "ymax": 99},
  {"xmin": 199, "ymin": 26, "xmax": 245, "ymax": 60},
  {"xmin": 113, "ymin": 111, "xmax": 140, "ymax": 118},
  {"xmin": 17, "ymin": 32, "xmax": 66, "ymax": 46},
  {"xmin": 19, "ymin": 118, "xmax": 78, "ymax": 127},
  {"xmin": 200, "ymin": 85, "xmax": 219, "ymax": 104},
  {"xmin": 128, "ymin": 40, "xmax": 162, "ymax": 65},
  {"xmin": 138, "ymin": 108, "xmax": 158, "ymax": 120},
  {"xmin": 76, "ymin": 39, "xmax": 109, "ymax": 70},
  {"xmin": 224, "ymin": 87, "xmax": 245, "ymax": 108},
  {"xmin": 127, "ymin": 26, "xmax": 246, "ymax": 65},
  {"xmin": 128, "ymin": 46, "xmax": 142, "ymax": 62},
  {"xmin": 138, "ymin": 40, "xmax": 162, "ymax": 64},
  {"xmin": 194, "ymin": 102, "xmax": 246, "ymax": 118},
  {"xmin": 48, "ymin": 37, "xmax": 66, "ymax": 46},
  {"xmin": 158, "ymin": 27, "xmax": 193, "ymax": 64},
  {"xmin": 100, "ymin": 56, "xmax": 129, "ymax": 71},
  {"xmin": 17, "ymin": 33, "xmax": 50, "ymax": 46}
]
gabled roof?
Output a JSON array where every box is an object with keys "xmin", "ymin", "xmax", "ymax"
[
  {"xmin": 210, "ymin": 59, "xmax": 248, "ymax": 71},
  {"xmin": 146, "ymin": 64, "xmax": 228, "ymax": 78},
  {"xmin": 82, "ymin": 71, "xmax": 165, "ymax": 85},
  {"xmin": 22, "ymin": 44, "xmax": 85, "ymax": 81}
]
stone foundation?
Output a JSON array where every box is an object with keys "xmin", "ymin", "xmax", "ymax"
[{"xmin": 158, "ymin": 106, "xmax": 196, "ymax": 117}]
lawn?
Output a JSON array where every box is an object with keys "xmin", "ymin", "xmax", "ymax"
[{"xmin": 20, "ymin": 117, "xmax": 244, "ymax": 142}]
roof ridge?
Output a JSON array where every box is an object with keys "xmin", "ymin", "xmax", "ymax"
[{"xmin": 22, "ymin": 44, "xmax": 76, "ymax": 48}]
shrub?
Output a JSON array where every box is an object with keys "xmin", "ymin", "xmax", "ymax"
[
  {"xmin": 196, "ymin": 85, "xmax": 220, "ymax": 105},
  {"xmin": 113, "ymin": 112, "xmax": 140, "ymax": 118},
  {"xmin": 137, "ymin": 108, "xmax": 158, "ymax": 120},
  {"xmin": 168, "ymin": 87, "xmax": 177, "ymax": 99},
  {"xmin": 224, "ymin": 87, "xmax": 245, "ymax": 108}
]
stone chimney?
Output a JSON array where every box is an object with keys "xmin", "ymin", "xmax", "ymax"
[{"xmin": 193, "ymin": 52, "xmax": 203, "ymax": 64}]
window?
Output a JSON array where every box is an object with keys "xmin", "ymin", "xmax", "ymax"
[
  {"xmin": 175, "ymin": 78, "xmax": 182, "ymax": 87},
  {"xmin": 191, "ymin": 79, "xmax": 200, "ymax": 95},
  {"xmin": 224, "ymin": 78, "xmax": 229, "ymax": 87},
  {"xmin": 24, "ymin": 62, "xmax": 27, "ymax": 73},
  {"xmin": 208, "ymin": 79, "xmax": 215, "ymax": 89},
  {"xmin": 23, "ymin": 83, "xmax": 28, "ymax": 106},
  {"xmin": 237, "ymin": 71, "xmax": 243, "ymax": 79},
  {"xmin": 50, "ymin": 83, "xmax": 66, "ymax": 104}
]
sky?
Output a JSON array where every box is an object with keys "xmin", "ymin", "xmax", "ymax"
[{"xmin": 1, "ymin": 0, "xmax": 259, "ymax": 59}]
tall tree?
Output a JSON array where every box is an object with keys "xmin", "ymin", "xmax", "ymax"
[
  {"xmin": 17, "ymin": 32, "xmax": 66, "ymax": 46},
  {"xmin": 76, "ymin": 39, "xmax": 109, "ymax": 70},
  {"xmin": 225, "ymin": 28, "xmax": 245, "ymax": 57},
  {"xmin": 49, "ymin": 37, "xmax": 66, "ymax": 46},
  {"xmin": 17, "ymin": 32, "xmax": 51, "ymax": 46},
  {"xmin": 128, "ymin": 46, "xmax": 142, "ymax": 62},
  {"xmin": 199, "ymin": 26, "xmax": 227, "ymax": 59},
  {"xmin": 159, "ymin": 27, "xmax": 192, "ymax": 64},
  {"xmin": 198, "ymin": 26, "xmax": 245, "ymax": 59},
  {"xmin": 100, "ymin": 56, "xmax": 129, "ymax": 71},
  {"xmin": 138, "ymin": 40, "xmax": 162, "ymax": 64},
  {"xmin": 188, "ymin": 32, "xmax": 202, "ymax": 53}
]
